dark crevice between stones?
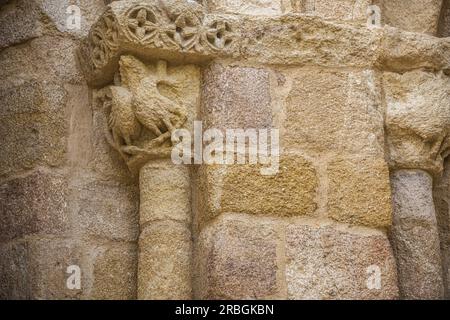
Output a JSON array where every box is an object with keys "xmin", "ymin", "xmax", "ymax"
[{"xmin": 438, "ymin": 0, "xmax": 450, "ymax": 37}]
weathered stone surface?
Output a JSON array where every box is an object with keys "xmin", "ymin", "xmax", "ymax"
[
  {"xmin": 2, "ymin": 0, "xmax": 449, "ymax": 302},
  {"xmin": 0, "ymin": 0, "xmax": 42, "ymax": 49},
  {"xmin": 140, "ymin": 161, "xmax": 191, "ymax": 225},
  {"xmin": 283, "ymin": 69, "xmax": 385, "ymax": 157},
  {"xmin": 0, "ymin": 36, "xmax": 84, "ymax": 85},
  {"xmin": 91, "ymin": 93, "xmax": 137, "ymax": 183},
  {"xmin": 81, "ymin": 5, "xmax": 450, "ymax": 85},
  {"xmin": 374, "ymin": 0, "xmax": 443, "ymax": 35},
  {"xmin": 197, "ymin": 156, "xmax": 318, "ymax": 229},
  {"xmin": 206, "ymin": 0, "xmax": 283, "ymax": 15},
  {"xmin": 195, "ymin": 215, "xmax": 279, "ymax": 299},
  {"xmin": 299, "ymin": 0, "xmax": 370, "ymax": 22},
  {"xmin": 70, "ymin": 173, "xmax": 139, "ymax": 242},
  {"xmin": 27, "ymin": 238, "xmax": 85, "ymax": 299},
  {"xmin": 239, "ymin": 15, "xmax": 383, "ymax": 69},
  {"xmin": 286, "ymin": 222, "xmax": 399, "ymax": 300},
  {"xmin": 439, "ymin": 0, "xmax": 450, "ymax": 37},
  {"xmin": 0, "ymin": 82, "xmax": 67, "ymax": 178},
  {"xmin": 0, "ymin": 241, "xmax": 32, "ymax": 299},
  {"xmin": 390, "ymin": 170, "xmax": 445, "ymax": 299},
  {"xmin": 202, "ymin": 64, "xmax": 273, "ymax": 130},
  {"xmin": 94, "ymin": 57, "xmax": 200, "ymax": 175},
  {"xmin": 89, "ymin": 242, "xmax": 137, "ymax": 300},
  {"xmin": 384, "ymin": 71, "xmax": 450, "ymax": 176},
  {"xmin": 0, "ymin": 170, "xmax": 69, "ymax": 242},
  {"xmin": 0, "ymin": 238, "xmax": 138, "ymax": 300},
  {"xmin": 138, "ymin": 221, "xmax": 192, "ymax": 300},
  {"xmin": 434, "ymin": 158, "xmax": 450, "ymax": 298},
  {"xmin": 36, "ymin": 0, "xmax": 106, "ymax": 37},
  {"xmin": 327, "ymin": 156, "xmax": 393, "ymax": 228},
  {"xmin": 79, "ymin": 0, "xmax": 233, "ymax": 86},
  {"xmin": 379, "ymin": 27, "xmax": 450, "ymax": 73}
]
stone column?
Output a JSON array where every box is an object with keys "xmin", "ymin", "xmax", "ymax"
[
  {"xmin": 138, "ymin": 161, "xmax": 192, "ymax": 299},
  {"xmin": 390, "ymin": 170, "xmax": 444, "ymax": 299},
  {"xmin": 96, "ymin": 54, "xmax": 199, "ymax": 299},
  {"xmin": 384, "ymin": 70, "xmax": 450, "ymax": 299}
]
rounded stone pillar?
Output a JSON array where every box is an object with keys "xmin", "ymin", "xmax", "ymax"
[
  {"xmin": 138, "ymin": 160, "xmax": 192, "ymax": 299},
  {"xmin": 384, "ymin": 70, "xmax": 450, "ymax": 299},
  {"xmin": 390, "ymin": 170, "xmax": 444, "ymax": 299},
  {"xmin": 93, "ymin": 53, "xmax": 200, "ymax": 299}
]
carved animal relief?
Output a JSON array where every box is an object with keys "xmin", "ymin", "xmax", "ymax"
[{"xmin": 102, "ymin": 55, "xmax": 188, "ymax": 173}]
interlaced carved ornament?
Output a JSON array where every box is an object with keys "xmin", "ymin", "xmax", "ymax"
[
  {"xmin": 85, "ymin": 1, "xmax": 235, "ymax": 71},
  {"xmin": 89, "ymin": 10, "xmax": 119, "ymax": 69}
]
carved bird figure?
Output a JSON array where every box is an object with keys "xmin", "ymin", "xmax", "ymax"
[
  {"xmin": 108, "ymin": 86, "xmax": 141, "ymax": 147},
  {"xmin": 106, "ymin": 55, "xmax": 187, "ymax": 155},
  {"xmin": 133, "ymin": 61, "xmax": 186, "ymax": 144}
]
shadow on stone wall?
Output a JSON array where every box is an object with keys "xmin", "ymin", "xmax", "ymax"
[
  {"xmin": 434, "ymin": 157, "xmax": 450, "ymax": 299},
  {"xmin": 438, "ymin": 0, "xmax": 450, "ymax": 37}
]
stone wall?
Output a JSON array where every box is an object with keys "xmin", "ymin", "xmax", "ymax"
[
  {"xmin": 1, "ymin": 0, "xmax": 449, "ymax": 300},
  {"xmin": 0, "ymin": 0, "xmax": 139, "ymax": 299},
  {"xmin": 440, "ymin": 0, "xmax": 450, "ymax": 37},
  {"xmin": 434, "ymin": 159, "xmax": 450, "ymax": 298}
]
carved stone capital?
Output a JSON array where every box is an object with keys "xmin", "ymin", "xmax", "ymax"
[
  {"xmin": 96, "ymin": 54, "xmax": 199, "ymax": 175},
  {"xmin": 385, "ymin": 70, "xmax": 450, "ymax": 177},
  {"xmin": 82, "ymin": 1, "xmax": 450, "ymax": 176},
  {"xmin": 79, "ymin": 0, "xmax": 236, "ymax": 86},
  {"xmin": 79, "ymin": 1, "xmax": 450, "ymax": 87}
]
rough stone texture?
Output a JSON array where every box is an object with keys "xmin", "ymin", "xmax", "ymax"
[
  {"xmin": 205, "ymin": 0, "xmax": 370, "ymax": 21},
  {"xmin": 384, "ymin": 71, "xmax": 450, "ymax": 177},
  {"xmin": 0, "ymin": 81, "xmax": 67, "ymax": 179},
  {"xmin": 137, "ymin": 159, "xmax": 193, "ymax": 300},
  {"xmin": 301, "ymin": 0, "xmax": 370, "ymax": 21},
  {"xmin": 195, "ymin": 215, "xmax": 279, "ymax": 299},
  {"xmin": 196, "ymin": 156, "xmax": 318, "ymax": 229},
  {"xmin": 374, "ymin": 0, "xmax": 443, "ymax": 35},
  {"xmin": 81, "ymin": 6, "xmax": 450, "ymax": 85},
  {"xmin": 327, "ymin": 156, "xmax": 393, "ymax": 228},
  {"xmin": 202, "ymin": 64, "xmax": 273, "ymax": 130},
  {"xmin": 2, "ymin": 0, "xmax": 450, "ymax": 301},
  {"xmin": 91, "ymin": 91, "xmax": 138, "ymax": 183},
  {"xmin": 0, "ymin": 170, "xmax": 69, "ymax": 243},
  {"xmin": 439, "ymin": 0, "xmax": 450, "ymax": 37},
  {"xmin": 0, "ymin": 238, "xmax": 84, "ymax": 300},
  {"xmin": 140, "ymin": 161, "xmax": 191, "ymax": 225},
  {"xmin": 286, "ymin": 222, "xmax": 399, "ymax": 300},
  {"xmin": 390, "ymin": 170, "xmax": 445, "ymax": 299},
  {"xmin": 0, "ymin": 0, "xmax": 42, "ymax": 49},
  {"xmin": 0, "ymin": 238, "xmax": 137, "ymax": 300},
  {"xmin": 70, "ymin": 174, "xmax": 139, "ymax": 242},
  {"xmin": 0, "ymin": 169, "xmax": 139, "ymax": 243},
  {"xmin": 0, "ymin": 36, "xmax": 84, "ymax": 86},
  {"xmin": 0, "ymin": 0, "xmax": 141, "ymax": 301},
  {"xmin": 138, "ymin": 221, "xmax": 192, "ymax": 300},
  {"xmin": 281, "ymin": 68, "xmax": 392, "ymax": 229},
  {"xmin": 206, "ymin": 0, "xmax": 283, "ymax": 15},
  {"xmin": 283, "ymin": 69, "xmax": 385, "ymax": 158},
  {"xmin": 0, "ymin": 241, "xmax": 32, "ymax": 299},
  {"xmin": 0, "ymin": 0, "xmax": 107, "ymax": 48},
  {"xmin": 36, "ymin": 0, "xmax": 106, "ymax": 37},
  {"xmin": 89, "ymin": 242, "xmax": 137, "ymax": 300},
  {"xmin": 378, "ymin": 27, "xmax": 450, "ymax": 73},
  {"xmin": 434, "ymin": 158, "xmax": 450, "ymax": 298},
  {"xmin": 26, "ymin": 238, "xmax": 85, "ymax": 299}
]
